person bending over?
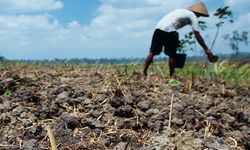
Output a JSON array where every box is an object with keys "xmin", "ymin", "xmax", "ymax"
[{"xmin": 143, "ymin": 2, "xmax": 218, "ymax": 79}]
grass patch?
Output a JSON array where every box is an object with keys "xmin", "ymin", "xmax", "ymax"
[{"xmin": 1, "ymin": 60, "xmax": 249, "ymax": 86}]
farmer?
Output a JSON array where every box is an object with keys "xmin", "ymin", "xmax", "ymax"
[{"xmin": 143, "ymin": 2, "xmax": 218, "ymax": 79}]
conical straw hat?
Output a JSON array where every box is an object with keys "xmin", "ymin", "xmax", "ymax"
[{"xmin": 187, "ymin": 2, "xmax": 209, "ymax": 17}]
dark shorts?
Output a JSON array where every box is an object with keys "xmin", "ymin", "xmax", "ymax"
[{"xmin": 150, "ymin": 29, "xmax": 179, "ymax": 57}]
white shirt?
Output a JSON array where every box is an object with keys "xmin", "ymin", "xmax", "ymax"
[{"xmin": 156, "ymin": 9, "xmax": 199, "ymax": 32}]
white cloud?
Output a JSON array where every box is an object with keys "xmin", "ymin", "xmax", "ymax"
[
  {"xmin": 0, "ymin": 0, "xmax": 63, "ymax": 13},
  {"xmin": 224, "ymin": 0, "xmax": 249, "ymax": 13},
  {"xmin": 0, "ymin": 0, "xmax": 249, "ymax": 59},
  {"xmin": 83, "ymin": 0, "xmax": 198, "ymax": 46},
  {"xmin": 101, "ymin": 0, "xmax": 195, "ymax": 8},
  {"xmin": 67, "ymin": 21, "xmax": 81, "ymax": 29},
  {"xmin": 0, "ymin": 14, "xmax": 60, "ymax": 51},
  {"xmin": 235, "ymin": 13, "xmax": 250, "ymax": 30},
  {"xmin": 0, "ymin": 14, "xmax": 59, "ymax": 30}
]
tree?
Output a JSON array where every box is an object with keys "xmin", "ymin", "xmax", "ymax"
[
  {"xmin": 211, "ymin": 6, "xmax": 233, "ymax": 49},
  {"xmin": 178, "ymin": 6, "xmax": 233, "ymax": 53},
  {"xmin": 224, "ymin": 31, "xmax": 249, "ymax": 56},
  {"xmin": 178, "ymin": 21, "xmax": 207, "ymax": 53},
  {"xmin": 0, "ymin": 54, "xmax": 5, "ymax": 61}
]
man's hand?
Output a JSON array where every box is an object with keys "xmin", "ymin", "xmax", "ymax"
[
  {"xmin": 206, "ymin": 49, "xmax": 219, "ymax": 63},
  {"xmin": 194, "ymin": 31, "xmax": 218, "ymax": 63}
]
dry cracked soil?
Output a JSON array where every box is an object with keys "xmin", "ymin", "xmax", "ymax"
[{"xmin": 0, "ymin": 66, "xmax": 249, "ymax": 150}]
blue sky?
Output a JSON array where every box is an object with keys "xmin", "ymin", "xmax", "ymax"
[
  {"xmin": 51, "ymin": 1, "xmax": 100, "ymax": 26},
  {"xmin": 0, "ymin": 0, "xmax": 249, "ymax": 60}
]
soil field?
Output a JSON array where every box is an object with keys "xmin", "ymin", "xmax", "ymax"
[{"xmin": 0, "ymin": 65, "xmax": 249, "ymax": 150}]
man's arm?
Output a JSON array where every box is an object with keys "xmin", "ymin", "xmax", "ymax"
[
  {"xmin": 194, "ymin": 31, "xmax": 219, "ymax": 62},
  {"xmin": 194, "ymin": 31, "xmax": 211, "ymax": 54}
]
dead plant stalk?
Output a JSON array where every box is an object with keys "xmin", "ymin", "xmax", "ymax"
[
  {"xmin": 168, "ymin": 94, "xmax": 174, "ymax": 128},
  {"xmin": 46, "ymin": 126, "xmax": 57, "ymax": 150}
]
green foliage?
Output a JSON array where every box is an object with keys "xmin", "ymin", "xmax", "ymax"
[
  {"xmin": 197, "ymin": 21, "xmax": 208, "ymax": 31},
  {"xmin": 0, "ymin": 54, "xmax": 5, "ymax": 61},
  {"xmin": 211, "ymin": 6, "xmax": 233, "ymax": 49},
  {"xmin": 178, "ymin": 6, "xmax": 233, "ymax": 53},
  {"xmin": 3, "ymin": 89, "xmax": 11, "ymax": 96},
  {"xmin": 214, "ymin": 6, "xmax": 233, "ymax": 26},
  {"xmin": 150, "ymin": 61, "xmax": 250, "ymax": 85},
  {"xmin": 194, "ymin": 61, "xmax": 250, "ymax": 85},
  {"xmin": 178, "ymin": 62, "xmax": 205, "ymax": 77},
  {"xmin": 217, "ymin": 62, "xmax": 250, "ymax": 84},
  {"xmin": 178, "ymin": 32, "xmax": 195, "ymax": 53},
  {"xmin": 1, "ymin": 59, "xmax": 250, "ymax": 86},
  {"xmin": 108, "ymin": 60, "xmax": 250, "ymax": 86},
  {"xmin": 168, "ymin": 79, "xmax": 180, "ymax": 86},
  {"xmin": 224, "ymin": 31, "xmax": 249, "ymax": 55},
  {"xmin": 178, "ymin": 21, "xmax": 207, "ymax": 53}
]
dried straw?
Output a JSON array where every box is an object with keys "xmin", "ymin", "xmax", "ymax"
[
  {"xmin": 46, "ymin": 126, "xmax": 57, "ymax": 150},
  {"xmin": 168, "ymin": 94, "xmax": 174, "ymax": 128}
]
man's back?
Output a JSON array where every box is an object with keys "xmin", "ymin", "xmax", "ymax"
[{"xmin": 156, "ymin": 9, "xmax": 199, "ymax": 32}]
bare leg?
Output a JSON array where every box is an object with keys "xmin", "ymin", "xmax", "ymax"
[
  {"xmin": 143, "ymin": 52, "xmax": 154, "ymax": 76},
  {"xmin": 169, "ymin": 57, "xmax": 175, "ymax": 79}
]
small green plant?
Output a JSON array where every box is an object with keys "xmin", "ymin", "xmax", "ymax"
[
  {"xmin": 168, "ymin": 79, "xmax": 180, "ymax": 86},
  {"xmin": 3, "ymin": 89, "xmax": 11, "ymax": 96}
]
